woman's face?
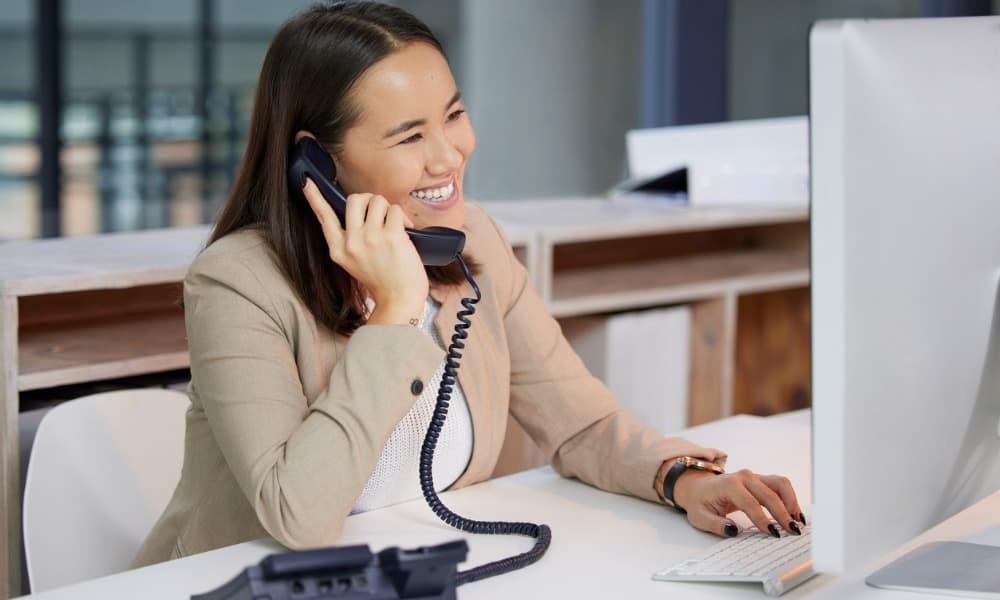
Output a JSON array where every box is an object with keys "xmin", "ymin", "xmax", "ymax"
[{"xmin": 334, "ymin": 42, "xmax": 475, "ymax": 231}]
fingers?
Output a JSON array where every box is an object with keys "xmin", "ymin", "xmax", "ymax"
[
  {"xmin": 345, "ymin": 193, "xmax": 405, "ymax": 232},
  {"xmin": 705, "ymin": 447, "xmax": 729, "ymax": 469},
  {"xmin": 687, "ymin": 507, "xmax": 741, "ymax": 539},
  {"xmin": 727, "ymin": 470, "xmax": 803, "ymax": 537},
  {"xmin": 679, "ymin": 466, "xmax": 806, "ymax": 539},
  {"xmin": 744, "ymin": 476, "xmax": 799, "ymax": 536},
  {"xmin": 345, "ymin": 192, "xmax": 371, "ymax": 234},
  {"xmin": 385, "ymin": 204, "xmax": 410, "ymax": 233},
  {"xmin": 759, "ymin": 474, "xmax": 806, "ymax": 526},
  {"xmin": 726, "ymin": 478, "xmax": 778, "ymax": 537},
  {"xmin": 302, "ymin": 178, "xmax": 344, "ymax": 249},
  {"xmin": 678, "ymin": 470, "xmax": 766, "ymax": 539},
  {"xmin": 402, "ymin": 211, "xmax": 416, "ymax": 229},
  {"xmin": 363, "ymin": 195, "xmax": 391, "ymax": 235}
]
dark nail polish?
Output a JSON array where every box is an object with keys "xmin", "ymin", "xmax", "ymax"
[
  {"xmin": 799, "ymin": 513, "xmax": 807, "ymax": 526},
  {"xmin": 724, "ymin": 523, "xmax": 739, "ymax": 537},
  {"xmin": 768, "ymin": 524, "xmax": 780, "ymax": 538},
  {"xmin": 789, "ymin": 521, "xmax": 801, "ymax": 535}
]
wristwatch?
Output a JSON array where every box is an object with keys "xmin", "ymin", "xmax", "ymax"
[{"xmin": 661, "ymin": 456, "xmax": 725, "ymax": 513}]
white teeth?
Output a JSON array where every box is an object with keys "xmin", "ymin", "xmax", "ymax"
[{"xmin": 410, "ymin": 182, "xmax": 454, "ymax": 202}]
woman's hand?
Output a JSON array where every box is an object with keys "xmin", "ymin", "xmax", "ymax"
[
  {"xmin": 673, "ymin": 467, "xmax": 805, "ymax": 538},
  {"xmin": 302, "ymin": 179, "xmax": 428, "ymax": 324}
]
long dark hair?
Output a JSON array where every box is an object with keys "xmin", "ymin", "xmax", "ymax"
[{"xmin": 210, "ymin": 1, "xmax": 477, "ymax": 336}]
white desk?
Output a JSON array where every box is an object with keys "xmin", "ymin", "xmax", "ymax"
[{"xmin": 19, "ymin": 411, "xmax": 1000, "ymax": 599}]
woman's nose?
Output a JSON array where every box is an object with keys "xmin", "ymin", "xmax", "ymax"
[{"xmin": 425, "ymin": 132, "xmax": 462, "ymax": 175}]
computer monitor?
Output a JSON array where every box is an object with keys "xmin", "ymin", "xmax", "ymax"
[{"xmin": 809, "ymin": 16, "xmax": 1000, "ymax": 573}]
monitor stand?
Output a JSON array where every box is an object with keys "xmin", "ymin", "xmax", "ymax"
[{"xmin": 866, "ymin": 541, "xmax": 1000, "ymax": 598}]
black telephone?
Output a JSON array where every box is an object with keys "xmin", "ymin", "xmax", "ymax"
[
  {"xmin": 288, "ymin": 137, "xmax": 466, "ymax": 267},
  {"xmin": 191, "ymin": 138, "xmax": 551, "ymax": 599}
]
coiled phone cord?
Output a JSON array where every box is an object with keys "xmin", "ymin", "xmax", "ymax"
[{"xmin": 418, "ymin": 254, "xmax": 552, "ymax": 586}]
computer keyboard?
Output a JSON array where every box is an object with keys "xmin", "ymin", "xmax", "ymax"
[{"xmin": 653, "ymin": 524, "xmax": 817, "ymax": 597}]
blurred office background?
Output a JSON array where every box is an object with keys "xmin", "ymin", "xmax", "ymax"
[{"xmin": 1, "ymin": 0, "xmax": 997, "ymax": 240}]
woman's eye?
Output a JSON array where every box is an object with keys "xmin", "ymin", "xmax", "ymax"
[
  {"xmin": 447, "ymin": 109, "xmax": 466, "ymax": 122},
  {"xmin": 399, "ymin": 133, "xmax": 423, "ymax": 145}
]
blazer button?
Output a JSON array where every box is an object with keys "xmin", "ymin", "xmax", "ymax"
[{"xmin": 410, "ymin": 379, "xmax": 424, "ymax": 395}]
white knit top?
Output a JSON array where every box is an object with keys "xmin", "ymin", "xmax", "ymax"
[{"xmin": 350, "ymin": 296, "xmax": 474, "ymax": 514}]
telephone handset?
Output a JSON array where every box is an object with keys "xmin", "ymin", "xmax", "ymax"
[{"xmin": 288, "ymin": 137, "xmax": 465, "ymax": 267}]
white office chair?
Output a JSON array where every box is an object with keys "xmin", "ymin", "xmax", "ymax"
[{"xmin": 22, "ymin": 388, "xmax": 189, "ymax": 593}]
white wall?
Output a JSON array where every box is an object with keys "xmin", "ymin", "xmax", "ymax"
[{"xmin": 459, "ymin": 0, "xmax": 642, "ymax": 199}]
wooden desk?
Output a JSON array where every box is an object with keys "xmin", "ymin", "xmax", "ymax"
[{"xmin": 0, "ymin": 198, "xmax": 809, "ymax": 598}]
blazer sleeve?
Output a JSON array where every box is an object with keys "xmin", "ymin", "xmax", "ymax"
[
  {"xmin": 183, "ymin": 250, "xmax": 444, "ymax": 549},
  {"xmin": 482, "ymin": 216, "xmax": 725, "ymax": 504}
]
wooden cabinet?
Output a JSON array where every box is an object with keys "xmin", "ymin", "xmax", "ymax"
[
  {"xmin": 1, "ymin": 227, "xmax": 209, "ymax": 597},
  {"xmin": 482, "ymin": 199, "xmax": 810, "ymax": 477}
]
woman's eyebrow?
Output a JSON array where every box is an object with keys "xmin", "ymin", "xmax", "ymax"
[
  {"xmin": 383, "ymin": 118, "xmax": 424, "ymax": 140},
  {"xmin": 381, "ymin": 91, "xmax": 463, "ymax": 140}
]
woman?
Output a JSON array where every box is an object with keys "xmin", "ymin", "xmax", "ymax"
[{"xmin": 132, "ymin": 1, "xmax": 803, "ymax": 568}]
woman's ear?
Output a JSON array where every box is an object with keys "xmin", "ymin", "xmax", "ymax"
[{"xmin": 294, "ymin": 130, "xmax": 316, "ymax": 143}]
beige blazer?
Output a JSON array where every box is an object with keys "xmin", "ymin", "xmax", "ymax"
[{"xmin": 131, "ymin": 204, "xmax": 721, "ymax": 568}]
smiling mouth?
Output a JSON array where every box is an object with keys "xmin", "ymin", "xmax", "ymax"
[{"xmin": 409, "ymin": 178, "xmax": 455, "ymax": 203}]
